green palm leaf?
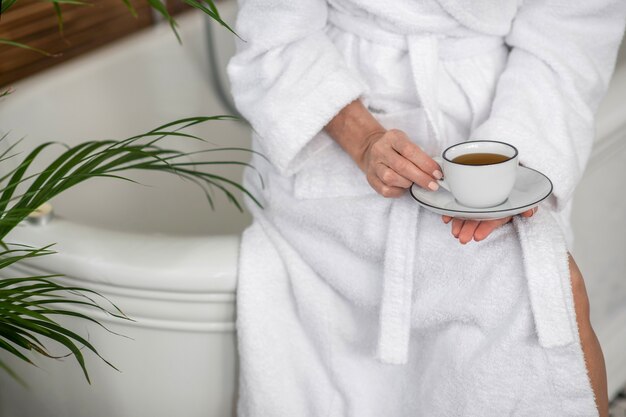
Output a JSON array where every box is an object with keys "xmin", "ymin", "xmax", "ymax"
[
  {"xmin": 0, "ymin": 245, "xmax": 130, "ymax": 384},
  {"xmin": 0, "ymin": 117, "xmax": 264, "ymax": 383},
  {"xmin": 0, "ymin": 0, "xmax": 19, "ymax": 14},
  {"xmin": 1, "ymin": 0, "xmax": 253, "ymax": 388},
  {"xmin": 0, "ymin": 38, "xmax": 59, "ymax": 57},
  {"xmin": 0, "ymin": 116, "xmax": 264, "ymax": 239}
]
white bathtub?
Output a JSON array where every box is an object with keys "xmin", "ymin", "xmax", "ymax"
[
  {"xmin": 0, "ymin": 5, "xmax": 625, "ymax": 416},
  {"xmin": 0, "ymin": 6, "xmax": 250, "ymax": 417}
]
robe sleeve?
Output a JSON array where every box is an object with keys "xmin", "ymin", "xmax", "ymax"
[
  {"xmin": 469, "ymin": 0, "xmax": 626, "ymax": 212},
  {"xmin": 226, "ymin": 0, "xmax": 369, "ymax": 176}
]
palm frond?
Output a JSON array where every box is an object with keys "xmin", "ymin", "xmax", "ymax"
[
  {"xmin": 0, "ymin": 0, "xmax": 19, "ymax": 14},
  {"xmin": 118, "ymin": 0, "xmax": 138, "ymax": 17},
  {"xmin": 0, "ymin": 244, "xmax": 132, "ymax": 384},
  {"xmin": 0, "ymin": 116, "xmax": 263, "ymax": 240},
  {"xmin": 52, "ymin": 2, "xmax": 64, "ymax": 34},
  {"xmin": 0, "ymin": 38, "xmax": 59, "ymax": 57},
  {"xmin": 182, "ymin": 0, "xmax": 240, "ymax": 40},
  {"xmin": 0, "ymin": 116, "xmax": 264, "ymax": 383},
  {"xmin": 146, "ymin": 0, "xmax": 181, "ymax": 42},
  {"xmin": 0, "ymin": 0, "xmax": 251, "ymax": 388}
]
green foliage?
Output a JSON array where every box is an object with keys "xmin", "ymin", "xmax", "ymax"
[
  {"xmin": 0, "ymin": 88, "xmax": 13, "ymax": 98},
  {"xmin": 0, "ymin": 116, "xmax": 263, "ymax": 383},
  {"xmin": 0, "ymin": 242, "xmax": 131, "ymax": 385},
  {"xmin": 0, "ymin": 116, "xmax": 262, "ymax": 241},
  {"xmin": 0, "ymin": 39, "xmax": 58, "ymax": 57},
  {"xmin": 0, "ymin": 0, "xmax": 19, "ymax": 13},
  {"xmin": 0, "ymin": 2, "xmax": 257, "ymax": 386}
]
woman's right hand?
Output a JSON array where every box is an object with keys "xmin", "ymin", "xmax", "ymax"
[
  {"xmin": 357, "ymin": 129, "xmax": 443, "ymax": 198},
  {"xmin": 324, "ymin": 99, "xmax": 442, "ymax": 198}
]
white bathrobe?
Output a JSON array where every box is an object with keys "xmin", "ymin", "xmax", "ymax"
[{"xmin": 227, "ymin": 0, "xmax": 626, "ymax": 416}]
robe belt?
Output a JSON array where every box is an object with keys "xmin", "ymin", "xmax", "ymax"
[{"xmin": 327, "ymin": 8, "xmax": 577, "ymax": 365}]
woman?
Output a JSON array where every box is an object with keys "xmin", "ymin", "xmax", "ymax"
[{"xmin": 227, "ymin": 0, "xmax": 625, "ymax": 416}]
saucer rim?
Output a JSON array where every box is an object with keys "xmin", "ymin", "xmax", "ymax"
[{"xmin": 409, "ymin": 165, "xmax": 554, "ymax": 214}]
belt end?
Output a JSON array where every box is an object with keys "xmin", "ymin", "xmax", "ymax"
[{"xmin": 376, "ymin": 332, "xmax": 410, "ymax": 365}]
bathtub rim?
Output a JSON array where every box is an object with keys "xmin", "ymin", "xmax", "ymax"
[{"xmin": 5, "ymin": 216, "xmax": 240, "ymax": 293}]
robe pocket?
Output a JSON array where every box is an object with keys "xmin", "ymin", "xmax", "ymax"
[{"xmin": 293, "ymin": 106, "xmax": 432, "ymax": 200}]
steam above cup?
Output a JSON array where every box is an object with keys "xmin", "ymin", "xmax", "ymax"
[{"xmin": 432, "ymin": 140, "xmax": 519, "ymax": 208}]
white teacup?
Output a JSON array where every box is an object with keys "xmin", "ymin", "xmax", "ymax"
[{"xmin": 432, "ymin": 140, "xmax": 519, "ymax": 208}]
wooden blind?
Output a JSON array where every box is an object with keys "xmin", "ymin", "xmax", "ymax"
[
  {"xmin": 0, "ymin": 0, "xmax": 155, "ymax": 87},
  {"xmin": 166, "ymin": 0, "xmax": 192, "ymax": 15}
]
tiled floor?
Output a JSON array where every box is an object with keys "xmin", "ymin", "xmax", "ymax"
[{"xmin": 610, "ymin": 387, "xmax": 626, "ymax": 417}]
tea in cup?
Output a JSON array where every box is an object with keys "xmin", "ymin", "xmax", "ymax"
[{"xmin": 432, "ymin": 140, "xmax": 519, "ymax": 208}]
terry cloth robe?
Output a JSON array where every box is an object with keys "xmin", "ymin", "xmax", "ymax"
[{"xmin": 227, "ymin": 0, "xmax": 626, "ymax": 416}]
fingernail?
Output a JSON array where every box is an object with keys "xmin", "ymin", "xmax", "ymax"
[
  {"xmin": 433, "ymin": 170, "xmax": 443, "ymax": 180},
  {"xmin": 428, "ymin": 181, "xmax": 439, "ymax": 191}
]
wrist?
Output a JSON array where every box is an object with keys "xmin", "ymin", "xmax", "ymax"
[
  {"xmin": 324, "ymin": 98, "xmax": 386, "ymax": 170},
  {"xmin": 355, "ymin": 128, "xmax": 386, "ymax": 171}
]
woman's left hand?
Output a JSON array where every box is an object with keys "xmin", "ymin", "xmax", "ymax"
[{"xmin": 442, "ymin": 206, "xmax": 538, "ymax": 244}]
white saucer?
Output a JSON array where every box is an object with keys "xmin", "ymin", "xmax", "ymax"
[{"xmin": 409, "ymin": 165, "xmax": 553, "ymax": 220}]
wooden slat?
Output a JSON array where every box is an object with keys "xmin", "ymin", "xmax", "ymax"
[
  {"xmin": 0, "ymin": 0, "xmax": 154, "ymax": 87},
  {"xmin": 166, "ymin": 0, "xmax": 192, "ymax": 15}
]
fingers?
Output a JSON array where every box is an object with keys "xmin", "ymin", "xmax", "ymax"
[
  {"xmin": 388, "ymin": 130, "xmax": 442, "ymax": 179},
  {"xmin": 383, "ymin": 150, "xmax": 439, "ymax": 191},
  {"xmin": 520, "ymin": 206, "xmax": 539, "ymax": 218},
  {"xmin": 473, "ymin": 217, "xmax": 512, "ymax": 241},
  {"xmin": 441, "ymin": 206, "xmax": 540, "ymax": 244},
  {"xmin": 367, "ymin": 174, "xmax": 406, "ymax": 198},
  {"xmin": 520, "ymin": 210, "xmax": 533, "ymax": 217},
  {"xmin": 451, "ymin": 218, "xmax": 464, "ymax": 238},
  {"xmin": 364, "ymin": 129, "xmax": 441, "ymax": 196},
  {"xmin": 451, "ymin": 219, "xmax": 488, "ymax": 244},
  {"xmin": 457, "ymin": 220, "xmax": 481, "ymax": 244},
  {"xmin": 375, "ymin": 163, "xmax": 413, "ymax": 189},
  {"xmin": 444, "ymin": 215, "xmax": 514, "ymax": 244}
]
